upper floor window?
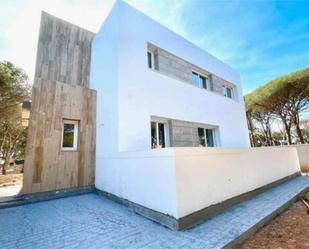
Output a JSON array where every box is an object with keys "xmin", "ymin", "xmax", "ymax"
[
  {"xmin": 222, "ymin": 85, "xmax": 233, "ymax": 99},
  {"xmin": 192, "ymin": 72, "xmax": 209, "ymax": 89},
  {"xmin": 198, "ymin": 128, "xmax": 215, "ymax": 147},
  {"xmin": 147, "ymin": 51, "xmax": 154, "ymax": 69}
]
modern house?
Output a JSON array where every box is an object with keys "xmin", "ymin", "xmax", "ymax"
[{"xmin": 22, "ymin": 1, "xmax": 303, "ymax": 230}]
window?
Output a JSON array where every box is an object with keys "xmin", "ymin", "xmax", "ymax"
[
  {"xmin": 147, "ymin": 51, "xmax": 154, "ymax": 69},
  {"xmin": 151, "ymin": 120, "xmax": 169, "ymax": 149},
  {"xmin": 198, "ymin": 128, "xmax": 215, "ymax": 147},
  {"xmin": 192, "ymin": 72, "xmax": 209, "ymax": 89},
  {"xmin": 222, "ymin": 85, "xmax": 233, "ymax": 99},
  {"xmin": 61, "ymin": 120, "xmax": 79, "ymax": 151}
]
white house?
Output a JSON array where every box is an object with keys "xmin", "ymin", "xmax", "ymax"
[
  {"xmin": 22, "ymin": 1, "xmax": 302, "ymax": 230},
  {"xmin": 90, "ymin": 1, "xmax": 250, "ymax": 156}
]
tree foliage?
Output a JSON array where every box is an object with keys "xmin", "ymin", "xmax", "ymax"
[
  {"xmin": 0, "ymin": 61, "xmax": 30, "ymax": 174},
  {"xmin": 245, "ymin": 67, "xmax": 309, "ymax": 146},
  {"xmin": 0, "ymin": 61, "xmax": 30, "ymax": 120}
]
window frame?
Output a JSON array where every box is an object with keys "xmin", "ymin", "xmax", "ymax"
[
  {"xmin": 197, "ymin": 127, "xmax": 216, "ymax": 147},
  {"xmin": 222, "ymin": 85, "xmax": 234, "ymax": 99},
  {"xmin": 61, "ymin": 119, "xmax": 79, "ymax": 151},
  {"xmin": 192, "ymin": 71, "xmax": 209, "ymax": 90},
  {"xmin": 151, "ymin": 118, "xmax": 170, "ymax": 149}
]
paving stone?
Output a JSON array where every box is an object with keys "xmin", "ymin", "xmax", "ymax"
[{"xmin": 0, "ymin": 176, "xmax": 308, "ymax": 249}]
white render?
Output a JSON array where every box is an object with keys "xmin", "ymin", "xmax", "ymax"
[
  {"xmin": 90, "ymin": 1, "xmax": 250, "ymax": 157},
  {"xmin": 95, "ymin": 146, "xmax": 300, "ymax": 219},
  {"xmin": 90, "ymin": 1, "xmax": 290, "ymax": 219}
]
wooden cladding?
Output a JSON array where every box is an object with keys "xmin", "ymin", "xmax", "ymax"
[
  {"xmin": 35, "ymin": 12, "xmax": 94, "ymax": 87},
  {"xmin": 22, "ymin": 12, "xmax": 96, "ymax": 194},
  {"xmin": 22, "ymin": 80, "xmax": 96, "ymax": 194}
]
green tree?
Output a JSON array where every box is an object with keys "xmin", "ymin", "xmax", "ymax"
[
  {"xmin": 0, "ymin": 61, "xmax": 30, "ymax": 120},
  {"xmin": 245, "ymin": 67, "xmax": 309, "ymax": 145},
  {"xmin": 0, "ymin": 61, "xmax": 30, "ymax": 174}
]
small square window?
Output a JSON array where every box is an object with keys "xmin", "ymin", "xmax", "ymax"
[{"xmin": 61, "ymin": 120, "xmax": 79, "ymax": 151}]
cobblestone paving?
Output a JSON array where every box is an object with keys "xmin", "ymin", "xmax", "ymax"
[{"xmin": 0, "ymin": 176, "xmax": 309, "ymax": 249}]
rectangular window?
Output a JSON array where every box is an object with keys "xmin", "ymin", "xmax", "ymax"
[
  {"xmin": 198, "ymin": 127, "xmax": 215, "ymax": 147},
  {"xmin": 151, "ymin": 120, "xmax": 169, "ymax": 149},
  {"xmin": 192, "ymin": 72, "xmax": 209, "ymax": 90},
  {"xmin": 222, "ymin": 85, "xmax": 233, "ymax": 99},
  {"xmin": 61, "ymin": 120, "xmax": 79, "ymax": 151},
  {"xmin": 147, "ymin": 51, "xmax": 153, "ymax": 69}
]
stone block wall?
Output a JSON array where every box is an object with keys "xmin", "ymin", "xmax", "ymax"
[
  {"xmin": 169, "ymin": 119, "xmax": 217, "ymax": 147},
  {"xmin": 156, "ymin": 48, "xmax": 192, "ymax": 83},
  {"xmin": 149, "ymin": 44, "xmax": 236, "ymax": 99}
]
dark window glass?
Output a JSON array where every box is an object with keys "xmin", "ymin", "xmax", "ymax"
[
  {"xmin": 151, "ymin": 122, "xmax": 157, "ymax": 148},
  {"xmin": 63, "ymin": 123, "xmax": 74, "ymax": 148},
  {"xmin": 226, "ymin": 88, "xmax": 232, "ymax": 98},
  {"xmin": 198, "ymin": 128, "xmax": 206, "ymax": 147},
  {"xmin": 192, "ymin": 72, "xmax": 200, "ymax": 87},
  {"xmin": 147, "ymin": 51, "xmax": 152, "ymax": 69},
  {"xmin": 158, "ymin": 123, "xmax": 165, "ymax": 148},
  {"xmin": 200, "ymin": 76, "xmax": 207, "ymax": 89},
  {"xmin": 209, "ymin": 75, "xmax": 214, "ymax": 91},
  {"xmin": 206, "ymin": 129, "xmax": 214, "ymax": 147}
]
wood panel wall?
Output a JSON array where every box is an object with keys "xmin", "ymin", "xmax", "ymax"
[
  {"xmin": 35, "ymin": 12, "xmax": 94, "ymax": 87},
  {"xmin": 22, "ymin": 12, "xmax": 96, "ymax": 194}
]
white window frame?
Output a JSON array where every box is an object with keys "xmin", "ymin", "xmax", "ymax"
[
  {"xmin": 61, "ymin": 119, "xmax": 79, "ymax": 151},
  {"xmin": 198, "ymin": 127, "xmax": 216, "ymax": 147},
  {"xmin": 192, "ymin": 71, "xmax": 209, "ymax": 90},
  {"xmin": 151, "ymin": 118, "xmax": 170, "ymax": 149},
  {"xmin": 222, "ymin": 85, "xmax": 234, "ymax": 99}
]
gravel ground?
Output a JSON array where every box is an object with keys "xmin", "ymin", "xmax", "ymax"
[{"xmin": 241, "ymin": 191, "xmax": 309, "ymax": 249}]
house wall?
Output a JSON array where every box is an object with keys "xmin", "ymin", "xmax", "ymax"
[
  {"xmin": 111, "ymin": 1, "xmax": 250, "ymax": 152},
  {"xmin": 168, "ymin": 119, "xmax": 219, "ymax": 147},
  {"xmin": 34, "ymin": 12, "xmax": 93, "ymax": 87},
  {"xmin": 22, "ymin": 80, "xmax": 96, "ymax": 194},
  {"xmin": 22, "ymin": 12, "xmax": 96, "ymax": 194},
  {"xmin": 94, "ymin": 146, "xmax": 300, "ymax": 221},
  {"xmin": 153, "ymin": 45, "xmax": 236, "ymax": 96},
  {"xmin": 294, "ymin": 145, "xmax": 309, "ymax": 172},
  {"xmin": 174, "ymin": 147, "xmax": 300, "ymax": 218}
]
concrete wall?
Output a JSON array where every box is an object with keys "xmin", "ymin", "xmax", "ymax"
[
  {"xmin": 294, "ymin": 145, "xmax": 309, "ymax": 172},
  {"xmin": 90, "ymin": 1, "xmax": 250, "ymax": 154},
  {"xmin": 95, "ymin": 149, "xmax": 178, "ymax": 216},
  {"xmin": 174, "ymin": 147, "xmax": 300, "ymax": 218},
  {"xmin": 169, "ymin": 118, "xmax": 219, "ymax": 147},
  {"xmin": 95, "ymin": 146, "xmax": 300, "ymax": 219}
]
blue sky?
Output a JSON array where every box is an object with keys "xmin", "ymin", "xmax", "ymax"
[{"xmin": 0, "ymin": 0, "xmax": 308, "ymax": 94}]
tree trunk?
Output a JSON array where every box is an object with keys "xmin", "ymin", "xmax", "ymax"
[{"xmin": 295, "ymin": 123, "xmax": 305, "ymax": 144}]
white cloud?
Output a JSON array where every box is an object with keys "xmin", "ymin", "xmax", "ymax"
[{"xmin": 0, "ymin": 0, "xmax": 115, "ymax": 83}]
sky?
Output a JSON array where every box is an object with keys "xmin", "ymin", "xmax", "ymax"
[{"xmin": 0, "ymin": 0, "xmax": 308, "ymax": 94}]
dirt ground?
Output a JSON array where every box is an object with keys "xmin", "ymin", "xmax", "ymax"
[
  {"xmin": 241, "ymin": 191, "xmax": 309, "ymax": 249},
  {"xmin": 0, "ymin": 173, "xmax": 23, "ymax": 187}
]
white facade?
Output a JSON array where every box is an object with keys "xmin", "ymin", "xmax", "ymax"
[
  {"xmin": 90, "ymin": 1, "xmax": 250, "ymax": 157},
  {"xmin": 89, "ymin": 2, "xmax": 302, "ymax": 223}
]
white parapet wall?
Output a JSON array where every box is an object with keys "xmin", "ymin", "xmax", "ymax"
[
  {"xmin": 293, "ymin": 145, "xmax": 309, "ymax": 172},
  {"xmin": 95, "ymin": 146, "xmax": 301, "ymax": 220},
  {"xmin": 174, "ymin": 147, "xmax": 300, "ymax": 218}
]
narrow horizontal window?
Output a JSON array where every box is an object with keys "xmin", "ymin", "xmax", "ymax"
[{"xmin": 61, "ymin": 120, "xmax": 79, "ymax": 151}]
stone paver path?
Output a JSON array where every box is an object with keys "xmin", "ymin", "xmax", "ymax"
[{"xmin": 0, "ymin": 176, "xmax": 309, "ymax": 249}]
